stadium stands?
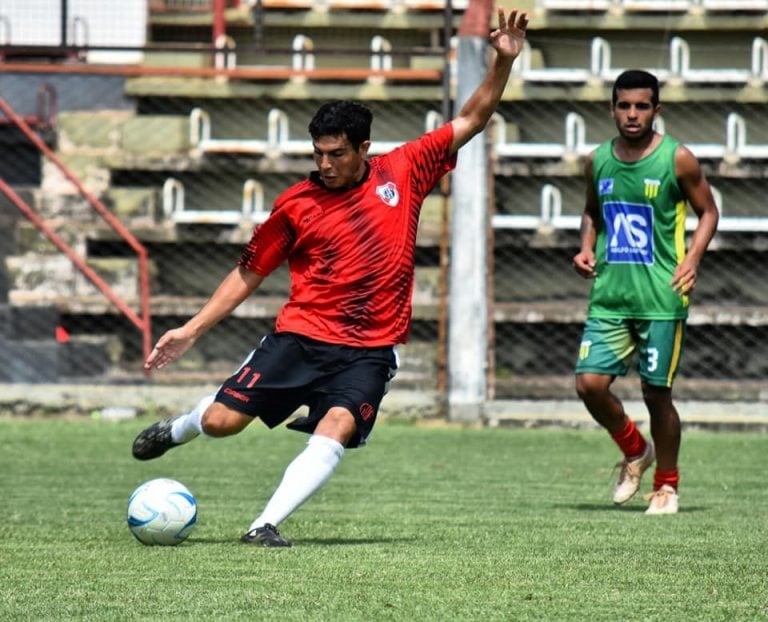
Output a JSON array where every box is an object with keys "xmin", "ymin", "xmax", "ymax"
[
  {"xmin": 2, "ymin": 0, "xmax": 768, "ymax": 393},
  {"xmin": 162, "ymin": 177, "xmax": 268, "ymax": 225},
  {"xmin": 536, "ymin": 0, "xmax": 768, "ymax": 12}
]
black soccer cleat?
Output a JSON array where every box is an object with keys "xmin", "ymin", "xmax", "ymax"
[
  {"xmin": 132, "ymin": 416, "xmax": 181, "ymax": 461},
  {"xmin": 240, "ymin": 523, "xmax": 292, "ymax": 548}
]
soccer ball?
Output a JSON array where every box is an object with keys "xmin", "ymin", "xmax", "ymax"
[{"xmin": 126, "ymin": 478, "xmax": 197, "ymax": 546}]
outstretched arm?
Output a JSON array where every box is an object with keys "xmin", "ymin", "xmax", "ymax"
[
  {"xmin": 144, "ymin": 266, "xmax": 264, "ymax": 371},
  {"xmin": 449, "ymin": 7, "xmax": 528, "ymax": 155}
]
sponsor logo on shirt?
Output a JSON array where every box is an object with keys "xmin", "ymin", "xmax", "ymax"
[
  {"xmin": 598, "ymin": 178, "xmax": 614, "ymax": 195},
  {"xmin": 376, "ymin": 182, "xmax": 400, "ymax": 207},
  {"xmin": 603, "ymin": 201, "xmax": 654, "ymax": 265}
]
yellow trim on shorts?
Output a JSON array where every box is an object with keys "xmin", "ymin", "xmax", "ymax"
[{"xmin": 666, "ymin": 320, "xmax": 684, "ymax": 386}]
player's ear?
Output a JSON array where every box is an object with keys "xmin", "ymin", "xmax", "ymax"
[{"xmin": 358, "ymin": 140, "xmax": 371, "ymax": 158}]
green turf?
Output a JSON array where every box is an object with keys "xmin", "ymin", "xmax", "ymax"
[{"xmin": 1, "ymin": 416, "xmax": 766, "ymax": 621}]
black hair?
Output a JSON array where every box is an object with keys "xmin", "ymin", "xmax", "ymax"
[
  {"xmin": 308, "ymin": 100, "xmax": 373, "ymax": 150},
  {"xmin": 612, "ymin": 70, "xmax": 660, "ymax": 107}
]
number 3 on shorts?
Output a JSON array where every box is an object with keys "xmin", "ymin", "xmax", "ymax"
[{"xmin": 647, "ymin": 347, "xmax": 659, "ymax": 373}]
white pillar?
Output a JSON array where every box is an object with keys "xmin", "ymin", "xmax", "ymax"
[{"xmin": 448, "ymin": 36, "xmax": 488, "ymax": 422}]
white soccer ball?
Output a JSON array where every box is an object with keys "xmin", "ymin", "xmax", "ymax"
[{"xmin": 126, "ymin": 478, "xmax": 197, "ymax": 546}]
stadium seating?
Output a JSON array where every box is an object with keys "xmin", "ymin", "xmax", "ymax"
[
  {"xmin": 191, "ymin": 107, "xmax": 445, "ymax": 157},
  {"xmin": 3, "ymin": 0, "xmax": 768, "ymax": 393},
  {"xmin": 512, "ymin": 36, "xmax": 767, "ymax": 87},
  {"xmin": 492, "ymin": 183, "xmax": 581, "ymax": 230},
  {"xmin": 162, "ymin": 177, "xmax": 268, "ymax": 225},
  {"xmin": 699, "ymin": 0, "xmax": 768, "ymax": 10},
  {"xmin": 536, "ymin": 0, "xmax": 768, "ymax": 13}
]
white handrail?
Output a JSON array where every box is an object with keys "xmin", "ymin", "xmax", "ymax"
[
  {"xmin": 752, "ymin": 37, "xmax": 768, "ymax": 81},
  {"xmin": 512, "ymin": 40, "xmax": 533, "ymax": 75},
  {"xmin": 162, "ymin": 178, "xmax": 185, "ymax": 219},
  {"xmin": 292, "ymin": 34, "xmax": 315, "ymax": 71},
  {"xmin": 370, "ymin": 35, "xmax": 392, "ymax": 71},
  {"xmin": 425, "ymin": 110, "xmax": 443, "ymax": 132},
  {"xmin": 162, "ymin": 177, "xmax": 266, "ymax": 225},
  {"xmin": 590, "ymin": 37, "xmax": 611, "ymax": 78},
  {"xmin": 669, "ymin": 36, "xmax": 689, "ymax": 78},
  {"xmin": 699, "ymin": 0, "xmax": 768, "ymax": 10},
  {"xmin": 490, "ymin": 111, "xmax": 507, "ymax": 145},
  {"xmin": 193, "ymin": 108, "xmax": 447, "ymax": 156},
  {"xmin": 189, "ymin": 107, "xmax": 211, "ymax": 147},
  {"xmin": 726, "ymin": 113, "xmax": 745, "ymax": 154},
  {"xmin": 214, "ymin": 34, "xmax": 236, "ymax": 70},
  {"xmin": 540, "ymin": 183, "xmax": 562, "ymax": 224},
  {"xmin": 242, "ymin": 179, "xmax": 267, "ymax": 220},
  {"xmin": 493, "ymin": 112, "xmax": 591, "ymax": 159},
  {"xmin": 564, "ymin": 112, "xmax": 586, "ymax": 154},
  {"xmin": 622, "ymin": 0, "xmax": 692, "ymax": 11},
  {"xmin": 267, "ymin": 108, "xmax": 288, "ymax": 152}
]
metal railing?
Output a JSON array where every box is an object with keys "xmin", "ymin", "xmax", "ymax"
[{"xmin": 0, "ymin": 97, "xmax": 153, "ymax": 367}]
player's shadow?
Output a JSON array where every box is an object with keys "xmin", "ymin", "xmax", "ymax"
[
  {"xmin": 565, "ymin": 503, "xmax": 706, "ymax": 513},
  {"xmin": 190, "ymin": 536, "xmax": 406, "ymax": 546},
  {"xmin": 296, "ymin": 536, "xmax": 411, "ymax": 546}
]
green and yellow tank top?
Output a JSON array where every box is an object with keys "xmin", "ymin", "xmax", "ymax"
[{"xmin": 588, "ymin": 134, "xmax": 689, "ymax": 319}]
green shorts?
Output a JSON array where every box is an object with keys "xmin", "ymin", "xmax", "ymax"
[{"xmin": 575, "ymin": 318, "xmax": 686, "ymax": 387}]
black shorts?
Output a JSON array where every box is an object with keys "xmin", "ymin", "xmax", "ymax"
[{"xmin": 214, "ymin": 332, "xmax": 398, "ymax": 448}]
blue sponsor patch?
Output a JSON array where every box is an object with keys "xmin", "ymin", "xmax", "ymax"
[
  {"xmin": 598, "ymin": 178, "xmax": 614, "ymax": 195},
  {"xmin": 603, "ymin": 201, "xmax": 654, "ymax": 265}
]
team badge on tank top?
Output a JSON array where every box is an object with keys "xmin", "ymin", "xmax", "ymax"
[{"xmin": 376, "ymin": 181, "xmax": 400, "ymax": 207}]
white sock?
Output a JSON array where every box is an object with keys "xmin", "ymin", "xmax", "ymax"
[
  {"xmin": 249, "ymin": 434, "xmax": 345, "ymax": 530},
  {"xmin": 170, "ymin": 393, "xmax": 214, "ymax": 443}
]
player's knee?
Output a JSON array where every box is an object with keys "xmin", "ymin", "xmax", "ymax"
[
  {"xmin": 315, "ymin": 407, "xmax": 357, "ymax": 445},
  {"xmin": 201, "ymin": 403, "xmax": 250, "ymax": 437},
  {"xmin": 575, "ymin": 373, "xmax": 606, "ymax": 401},
  {"xmin": 575, "ymin": 374, "xmax": 591, "ymax": 400},
  {"xmin": 641, "ymin": 382, "xmax": 672, "ymax": 407}
]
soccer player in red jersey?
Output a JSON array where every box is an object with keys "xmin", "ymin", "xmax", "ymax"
[{"xmin": 133, "ymin": 7, "xmax": 529, "ymax": 547}]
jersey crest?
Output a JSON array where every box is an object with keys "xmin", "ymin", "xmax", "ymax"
[
  {"xmin": 604, "ymin": 201, "xmax": 654, "ymax": 265},
  {"xmin": 598, "ymin": 178, "xmax": 614, "ymax": 195},
  {"xmin": 644, "ymin": 178, "xmax": 661, "ymax": 198},
  {"xmin": 376, "ymin": 181, "xmax": 400, "ymax": 207}
]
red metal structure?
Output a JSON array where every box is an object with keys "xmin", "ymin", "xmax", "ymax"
[
  {"xmin": 0, "ymin": 62, "xmax": 442, "ymax": 83},
  {"xmin": 0, "ymin": 83, "xmax": 57, "ymax": 130},
  {"xmin": 0, "ymin": 97, "xmax": 153, "ymax": 368},
  {"xmin": 213, "ymin": 0, "xmax": 227, "ymax": 46}
]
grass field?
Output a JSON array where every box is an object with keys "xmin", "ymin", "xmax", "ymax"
[{"xmin": 1, "ymin": 415, "xmax": 767, "ymax": 621}]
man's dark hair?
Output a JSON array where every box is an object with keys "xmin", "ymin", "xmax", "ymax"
[
  {"xmin": 308, "ymin": 100, "xmax": 373, "ymax": 150},
  {"xmin": 612, "ymin": 70, "xmax": 660, "ymax": 107}
]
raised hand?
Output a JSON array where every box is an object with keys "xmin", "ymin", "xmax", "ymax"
[{"xmin": 490, "ymin": 8, "xmax": 529, "ymax": 60}]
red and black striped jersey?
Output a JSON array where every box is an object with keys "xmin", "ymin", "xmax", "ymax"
[{"xmin": 238, "ymin": 122, "xmax": 456, "ymax": 346}]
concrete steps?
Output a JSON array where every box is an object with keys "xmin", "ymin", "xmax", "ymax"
[{"xmin": 0, "ymin": 304, "xmax": 114, "ymax": 382}]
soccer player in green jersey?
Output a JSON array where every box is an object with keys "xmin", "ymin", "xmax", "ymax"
[{"xmin": 573, "ymin": 70, "xmax": 719, "ymax": 514}]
